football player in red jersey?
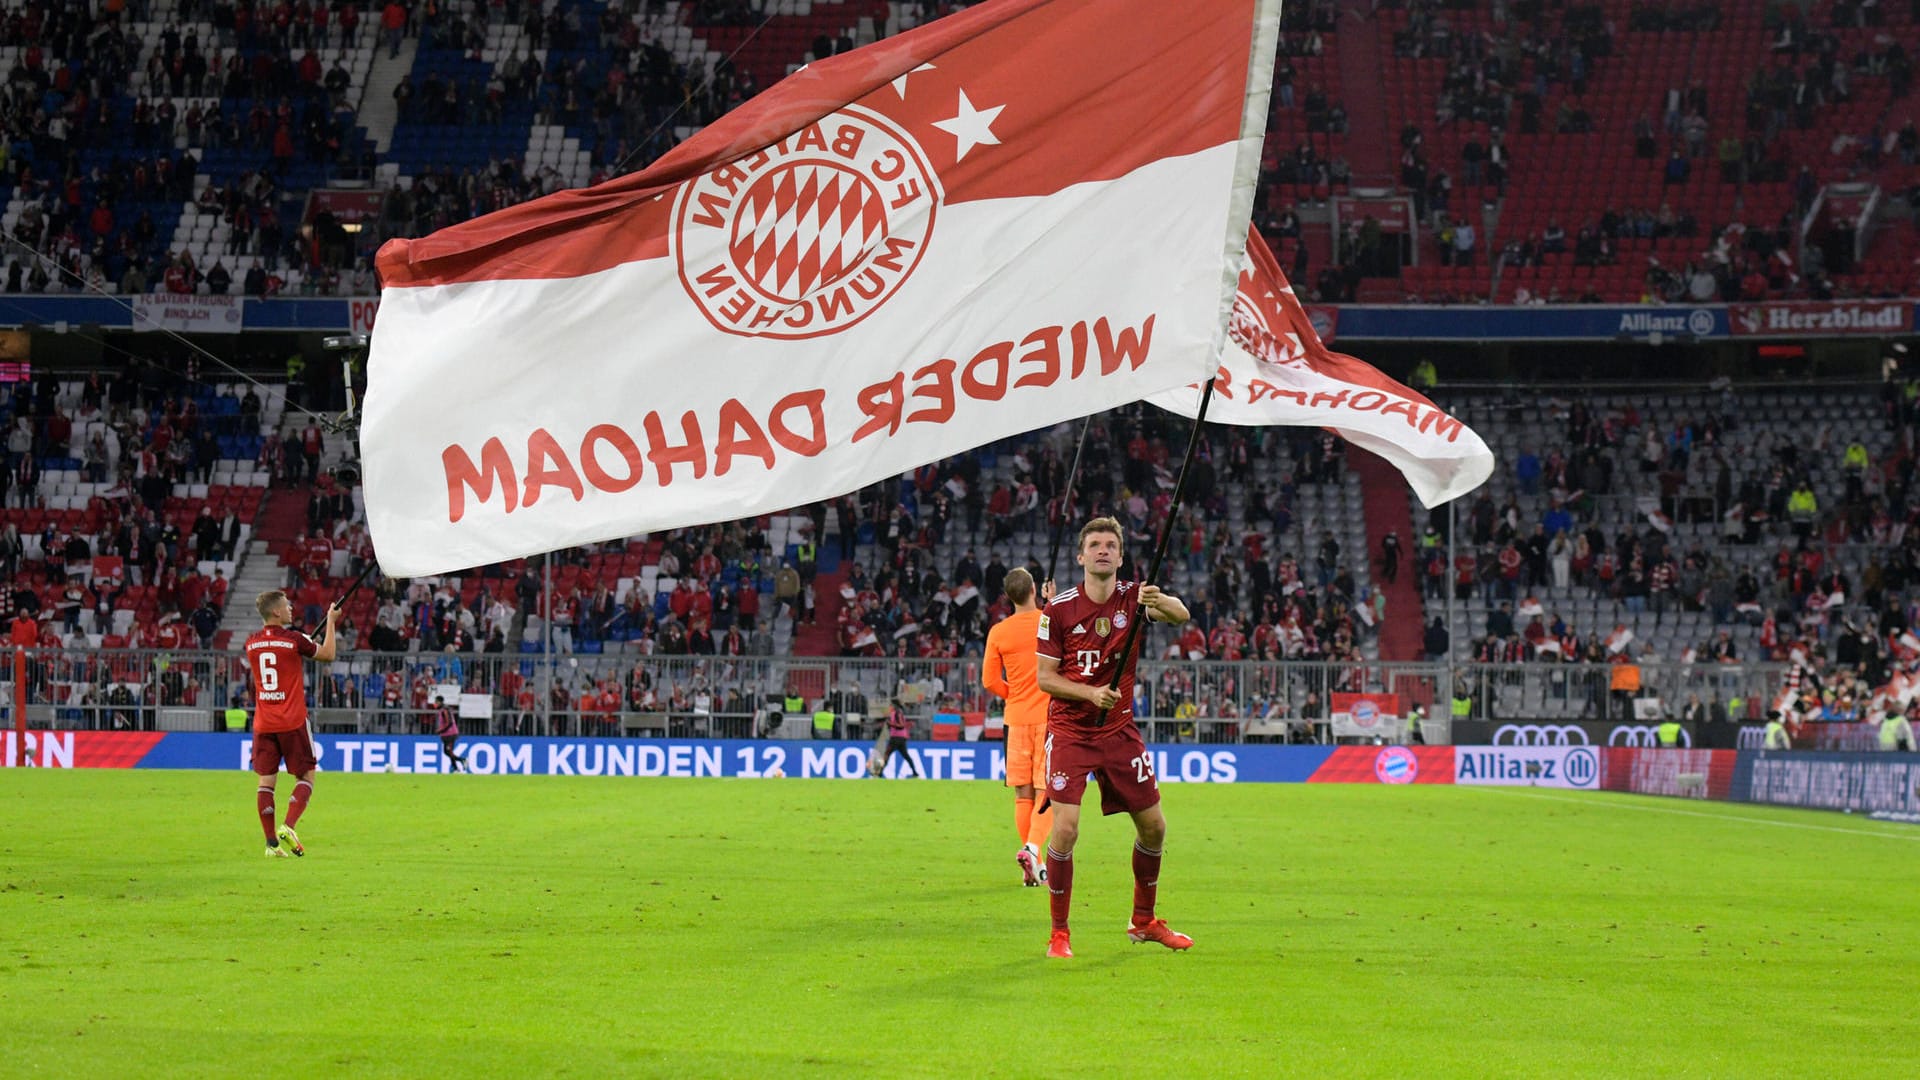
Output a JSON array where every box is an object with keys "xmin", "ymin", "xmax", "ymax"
[
  {"xmin": 1034, "ymin": 517, "xmax": 1192, "ymax": 958},
  {"xmin": 245, "ymin": 589, "xmax": 338, "ymax": 857}
]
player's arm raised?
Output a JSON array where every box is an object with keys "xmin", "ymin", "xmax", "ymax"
[
  {"xmin": 1139, "ymin": 585, "xmax": 1190, "ymax": 624},
  {"xmin": 313, "ymin": 603, "xmax": 341, "ymax": 662},
  {"xmin": 1036, "ymin": 654, "xmax": 1119, "ymax": 711}
]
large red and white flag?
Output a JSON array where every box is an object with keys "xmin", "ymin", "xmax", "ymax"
[
  {"xmin": 1150, "ymin": 227, "xmax": 1494, "ymax": 507},
  {"xmin": 363, "ymin": 0, "xmax": 1281, "ymax": 576}
]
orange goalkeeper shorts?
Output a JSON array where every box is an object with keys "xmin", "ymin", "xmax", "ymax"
[{"xmin": 1005, "ymin": 722, "xmax": 1049, "ymax": 788}]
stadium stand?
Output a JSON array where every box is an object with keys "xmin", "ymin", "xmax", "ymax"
[
  {"xmin": 0, "ymin": 367, "xmax": 284, "ymax": 653},
  {"xmin": 1411, "ymin": 379, "xmax": 1917, "ymax": 722},
  {"xmin": 2, "ymin": 0, "xmax": 1917, "ymax": 744},
  {"xmin": 1363, "ymin": 0, "xmax": 1919, "ymax": 304}
]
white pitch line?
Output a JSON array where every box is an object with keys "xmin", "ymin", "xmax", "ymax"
[{"xmin": 1468, "ymin": 786, "xmax": 1920, "ymax": 842}]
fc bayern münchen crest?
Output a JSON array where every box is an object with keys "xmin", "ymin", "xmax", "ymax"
[{"xmin": 671, "ymin": 105, "xmax": 943, "ymax": 340}]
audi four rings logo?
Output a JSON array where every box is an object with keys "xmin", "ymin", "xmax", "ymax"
[
  {"xmin": 1491, "ymin": 723, "xmax": 1693, "ymax": 748},
  {"xmin": 1492, "ymin": 724, "xmax": 1590, "ymax": 746},
  {"xmin": 1607, "ymin": 725, "xmax": 1691, "ymax": 748}
]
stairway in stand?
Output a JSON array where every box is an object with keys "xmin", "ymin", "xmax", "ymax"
[
  {"xmin": 216, "ymin": 487, "xmax": 313, "ymax": 640},
  {"xmin": 1349, "ymin": 447, "xmax": 1423, "ymax": 661},
  {"xmin": 789, "ymin": 569, "xmax": 847, "ymax": 656},
  {"xmin": 1333, "ymin": 2, "xmax": 1395, "ymax": 185},
  {"xmin": 252, "ymin": 486, "xmax": 311, "ymax": 546}
]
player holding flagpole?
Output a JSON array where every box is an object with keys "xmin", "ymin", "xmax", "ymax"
[
  {"xmin": 982, "ymin": 567, "xmax": 1056, "ymax": 886},
  {"xmin": 1034, "ymin": 517, "xmax": 1192, "ymax": 958},
  {"xmin": 245, "ymin": 589, "xmax": 338, "ymax": 857}
]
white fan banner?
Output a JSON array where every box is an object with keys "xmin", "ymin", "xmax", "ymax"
[
  {"xmin": 1151, "ymin": 226, "xmax": 1494, "ymax": 508},
  {"xmin": 362, "ymin": 0, "xmax": 1282, "ymax": 575}
]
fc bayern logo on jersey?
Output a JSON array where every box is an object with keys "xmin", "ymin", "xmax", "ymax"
[
  {"xmin": 1113, "ymin": 610, "xmax": 1128, "ymax": 631},
  {"xmin": 1050, "ymin": 772, "xmax": 1068, "ymax": 792},
  {"xmin": 1373, "ymin": 746, "xmax": 1418, "ymax": 784},
  {"xmin": 671, "ymin": 105, "xmax": 942, "ymax": 340}
]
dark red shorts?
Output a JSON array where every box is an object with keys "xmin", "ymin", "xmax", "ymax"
[
  {"xmin": 252, "ymin": 728, "xmax": 317, "ymax": 777},
  {"xmin": 1043, "ymin": 724, "xmax": 1160, "ymax": 816}
]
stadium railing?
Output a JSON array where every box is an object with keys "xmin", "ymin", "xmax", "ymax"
[{"xmin": 0, "ymin": 648, "xmax": 1804, "ymax": 744}]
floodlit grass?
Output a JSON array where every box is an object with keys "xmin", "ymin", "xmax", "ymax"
[{"xmin": 2, "ymin": 771, "xmax": 1916, "ymax": 1077}]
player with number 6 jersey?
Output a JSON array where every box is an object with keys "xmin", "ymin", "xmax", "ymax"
[
  {"xmin": 1033, "ymin": 516, "xmax": 1194, "ymax": 959},
  {"xmin": 245, "ymin": 589, "xmax": 338, "ymax": 858}
]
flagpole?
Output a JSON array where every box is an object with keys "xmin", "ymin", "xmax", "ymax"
[
  {"xmin": 1107, "ymin": 378, "xmax": 1217, "ymax": 699},
  {"xmin": 1044, "ymin": 416, "xmax": 1092, "ymax": 589},
  {"xmin": 542, "ymin": 553, "xmax": 552, "ymax": 738},
  {"xmin": 1447, "ymin": 496, "xmax": 1458, "ymax": 714}
]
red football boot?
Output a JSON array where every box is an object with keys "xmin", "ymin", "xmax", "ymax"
[
  {"xmin": 1127, "ymin": 919, "xmax": 1193, "ymax": 950},
  {"xmin": 1046, "ymin": 930, "xmax": 1073, "ymax": 959}
]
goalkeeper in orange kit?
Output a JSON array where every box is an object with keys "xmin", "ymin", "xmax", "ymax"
[{"xmin": 982, "ymin": 567, "xmax": 1055, "ymax": 886}]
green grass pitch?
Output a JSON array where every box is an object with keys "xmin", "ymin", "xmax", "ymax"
[{"xmin": 2, "ymin": 770, "xmax": 1917, "ymax": 1077}]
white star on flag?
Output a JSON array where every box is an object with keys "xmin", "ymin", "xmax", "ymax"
[
  {"xmin": 891, "ymin": 62, "xmax": 935, "ymax": 98},
  {"xmin": 932, "ymin": 88, "xmax": 1005, "ymax": 162}
]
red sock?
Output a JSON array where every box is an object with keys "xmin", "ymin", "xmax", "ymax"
[
  {"xmin": 1045, "ymin": 847, "xmax": 1074, "ymax": 932},
  {"xmin": 1132, "ymin": 841, "xmax": 1162, "ymax": 925},
  {"xmin": 256, "ymin": 785, "xmax": 277, "ymax": 843},
  {"xmin": 286, "ymin": 779, "xmax": 312, "ymax": 828}
]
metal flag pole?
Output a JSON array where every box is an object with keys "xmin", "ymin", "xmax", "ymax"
[
  {"xmin": 1044, "ymin": 415, "xmax": 1093, "ymax": 589},
  {"xmin": 542, "ymin": 553, "xmax": 553, "ymax": 737},
  {"xmin": 311, "ymin": 560, "xmax": 378, "ymax": 645},
  {"xmin": 1106, "ymin": 378, "xmax": 1218, "ymax": 702},
  {"xmin": 1447, "ymin": 496, "xmax": 1458, "ymax": 713}
]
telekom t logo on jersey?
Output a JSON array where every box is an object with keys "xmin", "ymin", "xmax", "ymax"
[{"xmin": 1075, "ymin": 649, "xmax": 1102, "ymax": 675}]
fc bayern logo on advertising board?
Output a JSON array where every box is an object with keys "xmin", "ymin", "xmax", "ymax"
[
  {"xmin": 1374, "ymin": 746, "xmax": 1418, "ymax": 784},
  {"xmin": 672, "ymin": 106, "xmax": 942, "ymax": 340}
]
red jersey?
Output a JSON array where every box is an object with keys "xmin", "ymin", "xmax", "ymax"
[
  {"xmin": 1036, "ymin": 578, "xmax": 1144, "ymax": 735},
  {"xmin": 304, "ymin": 537, "xmax": 333, "ymax": 569},
  {"xmin": 245, "ymin": 624, "xmax": 317, "ymax": 733}
]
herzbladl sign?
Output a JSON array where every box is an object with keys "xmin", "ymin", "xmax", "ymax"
[{"xmin": 1728, "ymin": 300, "xmax": 1913, "ymax": 336}]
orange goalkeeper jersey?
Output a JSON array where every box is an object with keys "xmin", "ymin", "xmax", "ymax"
[{"xmin": 983, "ymin": 610, "xmax": 1049, "ymax": 727}]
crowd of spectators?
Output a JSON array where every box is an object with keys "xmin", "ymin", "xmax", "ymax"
[
  {"xmin": 1, "ymin": 1, "xmax": 393, "ymax": 297},
  {"xmin": 78, "ymin": 354, "xmax": 1891, "ymax": 738},
  {"xmin": 1370, "ymin": 0, "xmax": 1614, "ymax": 299},
  {"xmin": 804, "ymin": 405, "xmax": 1378, "ymax": 679},
  {"xmin": 1372, "ymin": 0, "xmax": 1920, "ymax": 305},
  {"xmin": 266, "ymin": 397, "xmax": 1369, "ymax": 727},
  {"xmin": 1420, "ymin": 374, "xmax": 1920, "ymax": 731},
  {"xmin": 0, "ymin": 362, "xmax": 261, "ymax": 679}
]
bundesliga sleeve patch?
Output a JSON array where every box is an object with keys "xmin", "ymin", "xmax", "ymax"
[{"xmin": 1037, "ymin": 614, "xmax": 1051, "ymax": 641}]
